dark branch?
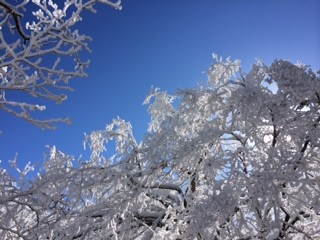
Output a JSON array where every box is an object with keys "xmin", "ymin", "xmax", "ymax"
[{"xmin": 0, "ymin": 1, "xmax": 30, "ymax": 43}]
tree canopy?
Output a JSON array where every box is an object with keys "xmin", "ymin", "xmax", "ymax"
[
  {"xmin": 1, "ymin": 55, "xmax": 319, "ymax": 239},
  {"xmin": 0, "ymin": 0, "xmax": 121, "ymax": 129}
]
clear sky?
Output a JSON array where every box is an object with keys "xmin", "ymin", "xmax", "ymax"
[{"xmin": 1, "ymin": 0, "xmax": 319, "ymax": 176}]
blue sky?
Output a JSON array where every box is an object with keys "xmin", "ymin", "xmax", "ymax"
[{"xmin": 0, "ymin": 0, "xmax": 319, "ymax": 175}]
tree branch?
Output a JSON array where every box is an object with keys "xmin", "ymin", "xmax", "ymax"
[{"xmin": 0, "ymin": 1, "xmax": 30, "ymax": 43}]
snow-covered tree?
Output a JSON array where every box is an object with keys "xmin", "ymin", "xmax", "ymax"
[
  {"xmin": 0, "ymin": 0, "xmax": 121, "ymax": 129},
  {"xmin": 0, "ymin": 55, "xmax": 319, "ymax": 239}
]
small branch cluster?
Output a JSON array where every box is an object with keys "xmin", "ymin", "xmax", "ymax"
[{"xmin": 0, "ymin": 0, "xmax": 121, "ymax": 129}]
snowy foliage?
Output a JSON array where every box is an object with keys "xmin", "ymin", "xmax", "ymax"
[
  {"xmin": 0, "ymin": 56, "xmax": 319, "ymax": 239},
  {"xmin": 0, "ymin": 0, "xmax": 121, "ymax": 129}
]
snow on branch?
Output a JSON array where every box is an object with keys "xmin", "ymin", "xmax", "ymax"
[
  {"xmin": 1, "ymin": 56, "xmax": 320, "ymax": 239},
  {"xmin": 0, "ymin": 0, "xmax": 121, "ymax": 129}
]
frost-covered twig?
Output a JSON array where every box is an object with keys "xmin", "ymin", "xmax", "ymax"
[{"xmin": 0, "ymin": 0, "xmax": 121, "ymax": 129}]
